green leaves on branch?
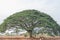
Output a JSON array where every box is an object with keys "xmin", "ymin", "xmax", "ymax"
[{"xmin": 0, "ymin": 9, "xmax": 60, "ymax": 36}]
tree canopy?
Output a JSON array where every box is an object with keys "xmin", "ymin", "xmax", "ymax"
[{"xmin": 0, "ymin": 10, "xmax": 60, "ymax": 37}]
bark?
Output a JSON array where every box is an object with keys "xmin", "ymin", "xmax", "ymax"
[{"xmin": 27, "ymin": 30, "xmax": 32, "ymax": 38}]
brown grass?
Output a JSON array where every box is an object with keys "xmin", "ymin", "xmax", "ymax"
[{"xmin": 0, "ymin": 36, "xmax": 60, "ymax": 40}]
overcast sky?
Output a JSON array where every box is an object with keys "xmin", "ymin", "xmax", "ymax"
[{"xmin": 0, "ymin": 0, "xmax": 60, "ymax": 25}]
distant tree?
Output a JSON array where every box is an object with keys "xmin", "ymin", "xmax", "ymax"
[{"xmin": 0, "ymin": 10, "xmax": 60, "ymax": 37}]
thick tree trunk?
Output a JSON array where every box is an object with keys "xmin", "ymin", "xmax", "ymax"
[{"xmin": 27, "ymin": 30, "xmax": 32, "ymax": 38}]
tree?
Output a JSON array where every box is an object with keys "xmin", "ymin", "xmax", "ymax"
[{"xmin": 0, "ymin": 10, "xmax": 60, "ymax": 37}]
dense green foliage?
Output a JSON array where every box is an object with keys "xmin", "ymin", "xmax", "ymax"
[{"xmin": 0, "ymin": 10, "xmax": 60, "ymax": 37}]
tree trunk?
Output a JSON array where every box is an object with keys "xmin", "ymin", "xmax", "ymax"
[{"xmin": 27, "ymin": 30, "xmax": 32, "ymax": 38}]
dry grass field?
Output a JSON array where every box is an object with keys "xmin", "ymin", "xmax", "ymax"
[{"xmin": 0, "ymin": 36, "xmax": 60, "ymax": 40}]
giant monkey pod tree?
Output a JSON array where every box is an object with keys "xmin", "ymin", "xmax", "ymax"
[{"xmin": 0, "ymin": 10, "xmax": 60, "ymax": 37}]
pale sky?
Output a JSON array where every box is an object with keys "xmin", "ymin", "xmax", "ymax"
[{"xmin": 0, "ymin": 0, "xmax": 60, "ymax": 25}]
